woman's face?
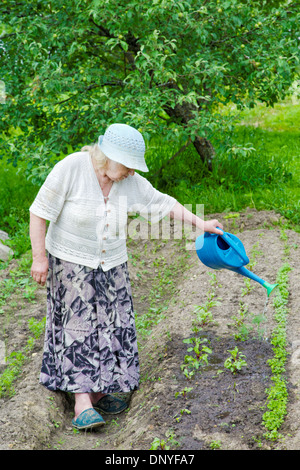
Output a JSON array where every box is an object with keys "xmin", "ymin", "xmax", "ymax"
[{"xmin": 105, "ymin": 160, "xmax": 135, "ymax": 182}]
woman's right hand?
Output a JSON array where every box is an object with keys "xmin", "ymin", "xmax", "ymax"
[{"xmin": 30, "ymin": 256, "xmax": 49, "ymax": 286}]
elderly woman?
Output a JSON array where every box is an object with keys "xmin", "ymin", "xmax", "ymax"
[{"xmin": 29, "ymin": 123, "xmax": 223, "ymax": 430}]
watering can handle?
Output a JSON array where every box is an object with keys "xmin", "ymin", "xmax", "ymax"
[{"xmin": 216, "ymin": 228, "xmax": 249, "ymax": 265}]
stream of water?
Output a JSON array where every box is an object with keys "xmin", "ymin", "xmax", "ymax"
[{"xmin": 262, "ymin": 293, "xmax": 269, "ymax": 341}]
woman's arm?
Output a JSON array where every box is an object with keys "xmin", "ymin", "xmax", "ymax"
[
  {"xmin": 29, "ymin": 212, "xmax": 49, "ymax": 286},
  {"xmin": 169, "ymin": 202, "xmax": 223, "ymax": 234}
]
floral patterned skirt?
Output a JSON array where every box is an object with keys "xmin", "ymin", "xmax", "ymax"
[{"xmin": 39, "ymin": 254, "xmax": 140, "ymax": 394}]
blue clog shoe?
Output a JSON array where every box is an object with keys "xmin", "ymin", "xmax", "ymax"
[
  {"xmin": 72, "ymin": 408, "xmax": 105, "ymax": 430},
  {"xmin": 94, "ymin": 394, "xmax": 128, "ymax": 415}
]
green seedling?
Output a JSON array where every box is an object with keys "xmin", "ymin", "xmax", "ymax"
[
  {"xmin": 241, "ymin": 278, "xmax": 254, "ymax": 297},
  {"xmin": 231, "ymin": 302, "xmax": 251, "ymax": 341},
  {"xmin": 248, "ymin": 241, "xmax": 263, "ymax": 271},
  {"xmin": 191, "ymin": 271, "xmax": 222, "ymax": 330},
  {"xmin": 209, "ymin": 440, "xmax": 222, "ymax": 450},
  {"xmin": 224, "ymin": 347, "xmax": 248, "ymax": 374},
  {"xmin": 174, "ymin": 408, "xmax": 191, "ymax": 422},
  {"xmin": 28, "ymin": 317, "xmax": 46, "ymax": 339},
  {"xmin": 181, "ymin": 367, "xmax": 195, "ymax": 381},
  {"xmin": 150, "ymin": 430, "xmax": 179, "ymax": 450},
  {"xmin": 175, "ymin": 387, "xmax": 193, "ymax": 399},
  {"xmin": 232, "ymin": 301, "xmax": 249, "ymax": 328},
  {"xmin": 182, "ymin": 337, "xmax": 212, "ymax": 366},
  {"xmin": 193, "ymin": 298, "xmax": 220, "ymax": 328},
  {"xmin": 181, "ymin": 336, "xmax": 212, "ymax": 380},
  {"xmin": 193, "ymin": 304, "xmax": 214, "ymax": 327}
]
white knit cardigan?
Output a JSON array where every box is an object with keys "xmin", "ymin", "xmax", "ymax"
[{"xmin": 29, "ymin": 152, "xmax": 177, "ymax": 270}]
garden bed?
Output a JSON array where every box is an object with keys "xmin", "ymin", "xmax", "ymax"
[{"xmin": 0, "ymin": 209, "xmax": 299, "ymax": 451}]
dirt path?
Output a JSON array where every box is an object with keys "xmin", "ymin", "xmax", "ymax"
[{"xmin": 0, "ymin": 209, "xmax": 299, "ymax": 451}]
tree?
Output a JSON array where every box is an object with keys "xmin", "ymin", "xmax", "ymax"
[{"xmin": 0, "ymin": 0, "xmax": 299, "ymax": 180}]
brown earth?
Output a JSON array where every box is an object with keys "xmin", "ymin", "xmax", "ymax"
[{"xmin": 0, "ymin": 208, "xmax": 299, "ymax": 452}]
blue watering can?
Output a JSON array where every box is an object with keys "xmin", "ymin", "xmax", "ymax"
[{"xmin": 195, "ymin": 230, "xmax": 278, "ymax": 297}]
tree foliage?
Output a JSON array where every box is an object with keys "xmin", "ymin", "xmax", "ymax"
[{"xmin": 0, "ymin": 0, "xmax": 299, "ymax": 180}]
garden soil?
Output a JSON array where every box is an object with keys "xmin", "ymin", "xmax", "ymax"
[{"xmin": 0, "ymin": 209, "xmax": 299, "ymax": 451}]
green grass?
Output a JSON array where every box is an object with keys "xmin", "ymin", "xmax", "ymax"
[
  {"xmin": 237, "ymin": 93, "xmax": 300, "ymax": 134},
  {"xmin": 0, "ymin": 162, "xmax": 38, "ymax": 229},
  {"xmin": 0, "ymin": 161, "xmax": 39, "ymax": 259}
]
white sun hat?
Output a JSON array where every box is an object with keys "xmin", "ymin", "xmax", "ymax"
[{"xmin": 98, "ymin": 123, "xmax": 149, "ymax": 172}]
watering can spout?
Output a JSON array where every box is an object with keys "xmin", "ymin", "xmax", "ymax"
[
  {"xmin": 264, "ymin": 281, "xmax": 279, "ymax": 297},
  {"xmin": 234, "ymin": 266, "xmax": 278, "ymax": 297},
  {"xmin": 195, "ymin": 230, "xmax": 278, "ymax": 296}
]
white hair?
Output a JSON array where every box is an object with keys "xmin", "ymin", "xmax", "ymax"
[{"xmin": 81, "ymin": 143, "xmax": 108, "ymax": 169}]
